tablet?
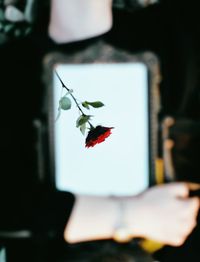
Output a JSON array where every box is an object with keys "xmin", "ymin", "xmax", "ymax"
[{"xmin": 43, "ymin": 42, "xmax": 160, "ymax": 196}]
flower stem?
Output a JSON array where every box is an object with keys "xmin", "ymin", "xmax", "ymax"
[
  {"xmin": 55, "ymin": 70, "xmax": 94, "ymax": 128},
  {"xmin": 88, "ymin": 121, "xmax": 94, "ymax": 129},
  {"xmin": 55, "ymin": 70, "xmax": 85, "ymax": 115}
]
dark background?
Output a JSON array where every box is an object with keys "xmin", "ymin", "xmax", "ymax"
[{"xmin": 0, "ymin": 0, "xmax": 200, "ymax": 261}]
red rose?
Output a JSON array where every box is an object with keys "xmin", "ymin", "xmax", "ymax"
[{"xmin": 85, "ymin": 125, "xmax": 114, "ymax": 148}]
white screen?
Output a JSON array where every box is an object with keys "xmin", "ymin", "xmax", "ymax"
[{"xmin": 53, "ymin": 63, "xmax": 149, "ymax": 196}]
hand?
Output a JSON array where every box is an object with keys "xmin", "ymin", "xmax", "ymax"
[{"xmin": 127, "ymin": 182, "xmax": 200, "ymax": 246}]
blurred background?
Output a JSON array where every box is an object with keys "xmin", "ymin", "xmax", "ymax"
[{"xmin": 0, "ymin": 0, "xmax": 200, "ymax": 261}]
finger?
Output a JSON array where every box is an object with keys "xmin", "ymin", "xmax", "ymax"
[
  {"xmin": 170, "ymin": 182, "xmax": 200, "ymax": 198},
  {"xmin": 169, "ymin": 182, "xmax": 190, "ymax": 198},
  {"xmin": 187, "ymin": 183, "xmax": 200, "ymax": 197},
  {"xmin": 189, "ymin": 197, "xmax": 200, "ymax": 214},
  {"xmin": 183, "ymin": 183, "xmax": 200, "ymax": 198},
  {"xmin": 186, "ymin": 182, "xmax": 200, "ymax": 192},
  {"xmin": 181, "ymin": 197, "xmax": 200, "ymax": 218}
]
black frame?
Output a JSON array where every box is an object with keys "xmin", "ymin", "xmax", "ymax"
[{"xmin": 42, "ymin": 40, "xmax": 161, "ymax": 191}]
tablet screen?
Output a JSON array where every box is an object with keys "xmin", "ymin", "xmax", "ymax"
[{"xmin": 53, "ymin": 62, "xmax": 149, "ymax": 196}]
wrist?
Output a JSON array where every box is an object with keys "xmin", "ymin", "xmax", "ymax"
[
  {"xmin": 111, "ymin": 196, "xmax": 144, "ymax": 242},
  {"xmin": 64, "ymin": 195, "xmax": 117, "ymax": 243},
  {"xmin": 123, "ymin": 196, "xmax": 146, "ymax": 239},
  {"xmin": 112, "ymin": 197, "xmax": 132, "ymax": 242}
]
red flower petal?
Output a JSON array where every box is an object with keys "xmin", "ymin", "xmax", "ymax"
[{"xmin": 85, "ymin": 125, "xmax": 113, "ymax": 148}]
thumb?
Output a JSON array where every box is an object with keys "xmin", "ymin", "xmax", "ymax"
[{"xmin": 170, "ymin": 182, "xmax": 200, "ymax": 198}]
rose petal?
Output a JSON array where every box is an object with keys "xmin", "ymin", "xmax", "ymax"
[{"xmin": 85, "ymin": 126, "xmax": 113, "ymax": 148}]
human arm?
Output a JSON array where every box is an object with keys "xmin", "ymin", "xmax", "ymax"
[
  {"xmin": 64, "ymin": 182, "xmax": 200, "ymax": 246},
  {"xmin": 48, "ymin": 0, "xmax": 113, "ymax": 44}
]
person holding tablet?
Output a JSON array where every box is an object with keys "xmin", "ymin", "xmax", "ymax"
[{"xmin": 48, "ymin": 0, "xmax": 200, "ymax": 247}]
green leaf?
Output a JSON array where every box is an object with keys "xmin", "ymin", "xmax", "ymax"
[
  {"xmin": 59, "ymin": 96, "xmax": 71, "ymax": 110},
  {"xmin": 80, "ymin": 123, "xmax": 87, "ymax": 135},
  {"xmin": 82, "ymin": 101, "xmax": 90, "ymax": 109},
  {"xmin": 85, "ymin": 101, "xmax": 104, "ymax": 108},
  {"xmin": 76, "ymin": 115, "xmax": 91, "ymax": 128}
]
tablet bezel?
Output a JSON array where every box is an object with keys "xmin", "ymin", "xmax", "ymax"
[{"xmin": 42, "ymin": 40, "xmax": 161, "ymax": 192}]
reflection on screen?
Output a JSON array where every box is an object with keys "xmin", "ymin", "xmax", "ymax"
[{"xmin": 53, "ymin": 63, "xmax": 149, "ymax": 196}]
